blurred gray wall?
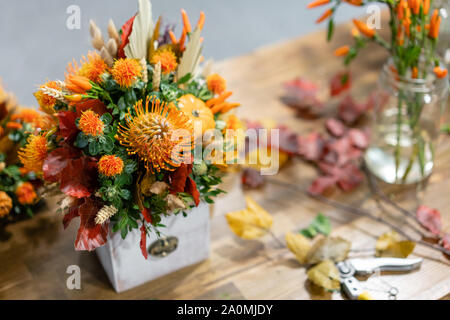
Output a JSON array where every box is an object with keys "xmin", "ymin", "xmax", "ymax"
[{"xmin": 0, "ymin": 0, "xmax": 363, "ymax": 106}]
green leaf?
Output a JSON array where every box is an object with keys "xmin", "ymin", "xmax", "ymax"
[
  {"xmin": 311, "ymin": 213, "xmax": 331, "ymax": 236},
  {"xmin": 300, "ymin": 225, "xmax": 317, "ymax": 238},
  {"xmin": 118, "ymin": 97, "xmax": 126, "ymax": 110},
  {"xmin": 300, "ymin": 213, "xmax": 331, "ymax": 238},
  {"xmin": 177, "ymin": 73, "xmax": 192, "ymax": 85},
  {"xmin": 75, "ymin": 132, "xmax": 89, "ymax": 148},
  {"xmin": 88, "ymin": 140, "xmax": 100, "ymax": 155},
  {"xmin": 102, "ymin": 136, "xmax": 115, "ymax": 153},
  {"xmin": 327, "ymin": 19, "xmax": 334, "ymax": 42},
  {"xmin": 120, "ymin": 189, "xmax": 131, "ymax": 200},
  {"xmin": 100, "ymin": 113, "xmax": 113, "ymax": 125}
]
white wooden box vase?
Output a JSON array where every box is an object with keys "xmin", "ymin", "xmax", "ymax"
[{"xmin": 96, "ymin": 202, "xmax": 210, "ymax": 293}]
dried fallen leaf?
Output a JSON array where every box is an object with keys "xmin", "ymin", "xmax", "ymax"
[
  {"xmin": 306, "ymin": 236, "xmax": 351, "ymax": 264},
  {"xmin": 225, "ymin": 196, "xmax": 273, "ymax": 239},
  {"xmin": 375, "ymin": 231, "xmax": 415, "ymax": 258},
  {"xmin": 307, "ymin": 260, "xmax": 341, "ymax": 291},
  {"xmin": 285, "ymin": 232, "xmax": 312, "ymax": 264}
]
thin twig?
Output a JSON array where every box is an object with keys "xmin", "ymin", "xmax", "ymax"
[
  {"xmin": 363, "ymin": 164, "xmax": 435, "ymax": 239},
  {"xmin": 265, "ymin": 177, "xmax": 450, "ymax": 256}
]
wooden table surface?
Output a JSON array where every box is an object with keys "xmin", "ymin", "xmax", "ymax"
[{"xmin": 1, "ymin": 18, "xmax": 449, "ymax": 300}]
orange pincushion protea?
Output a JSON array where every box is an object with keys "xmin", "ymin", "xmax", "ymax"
[
  {"xmin": 67, "ymin": 51, "xmax": 108, "ymax": 83},
  {"xmin": 98, "ymin": 155, "xmax": 124, "ymax": 177},
  {"xmin": 34, "ymin": 81, "xmax": 61, "ymax": 114},
  {"xmin": 207, "ymin": 73, "xmax": 226, "ymax": 94},
  {"xmin": 18, "ymin": 135, "xmax": 48, "ymax": 174},
  {"xmin": 150, "ymin": 47, "xmax": 178, "ymax": 74},
  {"xmin": 79, "ymin": 110, "xmax": 104, "ymax": 137},
  {"xmin": 111, "ymin": 58, "xmax": 143, "ymax": 88},
  {"xmin": 118, "ymin": 97, "xmax": 194, "ymax": 172},
  {"xmin": 15, "ymin": 182, "xmax": 37, "ymax": 205}
]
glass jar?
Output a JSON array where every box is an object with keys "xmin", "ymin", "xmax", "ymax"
[
  {"xmin": 437, "ymin": 1, "xmax": 450, "ymax": 65},
  {"xmin": 364, "ymin": 59, "xmax": 449, "ymax": 184}
]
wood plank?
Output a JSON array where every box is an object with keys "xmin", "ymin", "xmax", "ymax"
[{"xmin": 0, "ymin": 16, "xmax": 449, "ymax": 300}]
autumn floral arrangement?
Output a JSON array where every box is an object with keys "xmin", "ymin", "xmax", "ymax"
[
  {"xmin": 0, "ymin": 82, "xmax": 48, "ymax": 221},
  {"xmin": 308, "ymin": 0, "xmax": 449, "ymax": 184},
  {"xmin": 21, "ymin": 0, "xmax": 242, "ymax": 257}
]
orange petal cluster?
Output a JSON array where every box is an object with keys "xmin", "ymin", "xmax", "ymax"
[
  {"xmin": 18, "ymin": 135, "xmax": 48, "ymax": 174},
  {"xmin": 111, "ymin": 58, "xmax": 143, "ymax": 88},
  {"xmin": 207, "ymin": 73, "xmax": 227, "ymax": 94},
  {"xmin": 16, "ymin": 182, "xmax": 37, "ymax": 205},
  {"xmin": 78, "ymin": 110, "xmax": 104, "ymax": 137},
  {"xmin": 98, "ymin": 155, "xmax": 124, "ymax": 177}
]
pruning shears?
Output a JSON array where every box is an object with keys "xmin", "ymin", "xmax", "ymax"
[{"xmin": 337, "ymin": 257, "xmax": 423, "ymax": 300}]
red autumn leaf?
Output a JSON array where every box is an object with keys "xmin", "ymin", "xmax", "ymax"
[
  {"xmin": 242, "ymin": 168, "xmax": 265, "ymax": 189},
  {"xmin": 75, "ymin": 197, "xmax": 108, "ymax": 251},
  {"xmin": 348, "ymin": 128, "xmax": 369, "ymax": 149},
  {"xmin": 283, "ymin": 78, "xmax": 324, "ymax": 116},
  {"xmin": 74, "ymin": 99, "xmax": 108, "ymax": 117},
  {"xmin": 308, "ymin": 175, "xmax": 337, "ymax": 195},
  {"xmin": 63, "ymin": 202, "xmax": 80, "ymax": 229},
  {"xmin": 140, "ymin": 224, "xmax": 148, "ymax": 259},
  {"xmin": 337, "ymin": 95, "xmax": 371, "ymax": 125},
  {"xmin": 0, "ymin": 101, "xmax": 7, "ymax": 121},
  {"xmin": 118, "ymin": 15, "xmax": 136, "ymax": 59},
  {"xmin": 330, "ymin": 71, "xmax": 351, "ymax": 96},
  {"xmin": 325, "ymin": 118, "xmax": 346, "ymax": 138},
  {"xmin": 318, "ymin": 162, "xmax": 364, "ymax": 192},
  {"xmin": 322, "ymin": 136, "xmax": 353, "ymax": 167},
  {"xmin": 169, "ymin": 163, "xmax": 191, "ymax": 194},
  {"xmin": 442, "ymin": 234, "xmax": 450, "ymax": 251},
  {"xmin": 297, "ymin": 132, "xmax": 325, "ymax": 162},
  {"xmin": 43, "ymin": 146, "xmax": 80, "ymax": 183},
  {"xmin": 269, "ymin": 125, "xmax": 299, "ymax": 156},
  {"xmin": 416, "ymin": 205, "xmax": 442, "ymax": 236},
  {"xmin": 60, "ymin": 157, "xmax": 97, "ymax": 198},
  {"xmin": 57, "ymin": 111, "xmax": 79, "ymax": 142},
  {"xmin": 141, "ymin": 208, "xmax": 152, "ymax": 224},
  {"xmin": 186, "ymin": 177, "xmax": 200, "ymax": 206}
]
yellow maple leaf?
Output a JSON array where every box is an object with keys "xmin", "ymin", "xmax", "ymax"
[
  {"xmin": 307, "ymin": 260, "xmax": 341, "ymax": 291},
  {"xmin": 375, "ymin": 230, "xmax": 415, "ymax": 258},
  {"xmin": 225, "ymin": 196, "xmax": 273, "ymax": 239},
  {"xmin": 285, "ymin": 232, "xmax": 312, "ymax": 264}
]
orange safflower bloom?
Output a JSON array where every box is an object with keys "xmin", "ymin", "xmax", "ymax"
[
  {"xmin": 18, "ymin": 135, "xmax": 48, "ymax": 174},
  {"xmin": 207, "ymin": 73, "xmax": 227, "ymax": 94},
  {"xmin": 0, "ymin": 191, "xmax": 12, "ymax": 218},
  {"xmin": 307, "ymin": 0, "xmax": 330, "ymax": 9},
  {"xmin": 352, "ymin": 19, "xmax": 375, "ymax": 38},
  {"xmin": 16, "ymin": 182, "xmax": 37, "ymax": 205},
  {"xmin": 34, "ymin": 81, "xmax": 61, "ymax": 114},
  {"xmin": 181, "ymin": 9, "xmax": 192, "ymax": 33},
  {"xmin": 10, "ymin": 108, "xmax": 53, "ymax": 131},
  {"xmin": 150, "ymin": 47, "xmax": 178, "ymax": 74},
  {"xmin": 6, "ymin": 122, "xmax": 23, "ymax": 130},
  {"xmin": 428, "ymin": 9, "xmax": 441, "ymax": 39},
  {"xmin": 67, "ymin": 52, "xmax": 108, "ymax": 83},
  {"xmin": 111, "ymin": 58, "xmax": 143, "ymax": 88},
  {"xmin": 98, "ymin": 155, "xmax": 124, "ymax": 177},
  {"xmin": 78, "ymin": 110, "xmax": 104, "ymax": 137},
  {"xmin": 434, "ymin": 66, "xmax": 448, "ymax": 79},
  {"xmin": 334, "ymin": 45, "xmax": 350, "ymax": 57},
  {"xmin": 351, "ymin": 28, "xmax": 360, "ymax": 37},
  {"xmin": 197, "ymin": 11, "xmax": 205, "ymax": 30},
  {"xmin": 408, "ymin": 0, "xmax": 421, "ymax": 15},
  {"xmin": 118, "ymin": 97, "xmax": 194, "ymax": 172},
  {"xmin": 344, "ymin": 0, "xmax": 363, "ymax": 6},
  {"xmin": 316, "ymin": 8, "xmax": 333, "ymax": 24},
  {"xmin": 412, "ymin": 67, "xmax": 418, "ymax": 79},
  {"xmin": 423, "ymin": 0, "xmax": 430, "ymax": 15},
  {"xmin": 65, "ymin": 75, "xmax": 92, "ymax": 94}
]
